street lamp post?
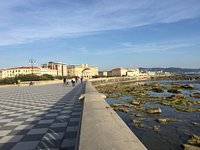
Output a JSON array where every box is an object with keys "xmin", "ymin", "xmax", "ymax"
[{"xmin": 29, "ymin": 59, "xmax": 36, "ymax": 75}]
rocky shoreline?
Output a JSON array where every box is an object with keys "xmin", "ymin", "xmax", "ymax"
[
  {"xmin": 150, "ymin": 74, "xmax": 200, "ymax": 81},
  {"xmin": 95, "ymin": 75, "xmax": 200, "ymax": 150}
]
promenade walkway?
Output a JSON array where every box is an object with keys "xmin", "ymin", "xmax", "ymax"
[{"xmin": 0, "ymin": 82, "xmax": 85, "ymax": 150}]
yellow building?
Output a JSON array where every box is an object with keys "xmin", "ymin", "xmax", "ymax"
[
  {"xmin": 98, "ymin": 71, "xmax": 108, "ymax": 77},
  {"xmin": 111, "ymin": 68, "xmax": 140, "ymax": 77},
  {"xmin": 40, "ymin": 67, "xmax": 58, "ymax": 77},
  {"xmin": 42, "ymin": 62, "xmax": 67, "ymax": 77},
  {"xmin": 67, "ymin": 64, "xmax": 98, "ymax": 78},
  {"xmin": 112, "ymin": 68, "xmax": 127, "ymax": 76},
  {"xmin": 126, "ymin": 68, "xmax": 140, "ymax": 77},
  {"xmin": 0, "ymin": 69, "xmax": 6, "ymax": 79},
  {"xmin": 0, "ymin": 66, "xmax": 41, "ymax": 79}
]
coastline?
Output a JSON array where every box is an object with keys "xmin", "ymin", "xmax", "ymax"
[
  {"xmin": 90, "ymin": 74, "xmax": 200, "ymax": 87},
  {"xmin": 95, "ymin": 75, "xmax": 200, "ymax": 150}
]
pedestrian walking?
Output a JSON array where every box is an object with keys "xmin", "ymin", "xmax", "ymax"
[
  {"xmin": 66, "ymin": 78, "xmax": 69, "ymax": 85},
  {"xmin": 63, "ymin": 77, "xmax": 66, "ymax": 86},
  {"xmin": 75, "ymin": 77, "xmax": 78, "ymax": 83},
  {"xmin": 71, "ymin": 78, "xmax": 75, "ymax": 87}
]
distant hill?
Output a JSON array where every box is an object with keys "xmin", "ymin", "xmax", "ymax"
[{"xmin": 139, "ymin": 67, "xmax": 200, "ymax": 73}]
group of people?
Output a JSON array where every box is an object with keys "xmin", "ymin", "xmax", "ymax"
[{"xmin": 63, "ymin": 76, "xmax": 83, "ymax": 86}]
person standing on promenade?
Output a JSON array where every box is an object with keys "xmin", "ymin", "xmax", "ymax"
[
  {"xmin": 66, "ymin": 78, "xmax": 69, "ymax": 85},
  {"xmin": 80, "ymin": 77, "xmax": 83, "ymax": 83},
  {"xmin": 75, "ymin": 77, "xmax": 78, "ymax": 83},
  {"xmin": 71, "ymin": 78, "xmax": 75, "ymax": 87},
  {"xmin": 63, "ymin": 77, "xmax": 66, "ymax": 86},
  {"xmin": 17, "ymin": 79, "xmax": 21, "ymax": 86}
]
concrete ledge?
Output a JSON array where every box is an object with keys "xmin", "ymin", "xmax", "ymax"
[
  {"xmin": 89, "ymin": 76, "xmax": 150, "ymax": 87},
  {"xmin": 79, "ymin": 81, "xmax": 147, "ymax": 150},
  {"xmin": 0, "ymin": 80, "xmax": 63, "ymax": 88}
]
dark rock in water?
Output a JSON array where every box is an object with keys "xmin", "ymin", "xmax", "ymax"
[
  {"xmin": 181, "ymin": 84, "xmax": 195, "ymax": 89},
  {"xmin": 134, "ymin": 113, "xmax": 145, "ymax": 117},
  {"xmin": 132, "ymin": 119, "xmax": 140, "ymax": 124},
  {"xmin": 113, "ymin": 107, "xmax": 130, "ymax": 113},
  {"xmin": 192, "ymin": 122, "xmax": 200, "ymax": 126},
  {"xmin": 190, "ymin": 93, "xmax": 200, "ymax": 98},
  {"xmin": 169, "ymin": 94, "xmax": 185, "ymax": 99},
  {"xmin": 147, "ymin": 108, "xmax": 162, "ymax": 114},
  {"xmin": 150, "ymin": 82, "xmax": 160, "ymax": 87},
  {"xmin": 183, "ymin": 144, "xmax": 200, "ymax": 150},
  {"xmin": 131, "ymin": 100, "xmax": 141, "ymax": 105},
  {"xmin": 187, "ymin": 134, "xmax": 200, "ymax": 147},
  {"xmin": 183, "ymin": 134, "xmax": 200, "ymax": 150},
  {"xmin": 167, "ymin": 89, "xmax": 182, "ymax": 94},
  {"xmin": 157, "ymin": 118, "xmax": 176, "ymax": 123},
  {"xmin": 138, "ymin": 123, "xmax": 145, "ymax": 128},
  {"xmin": 152, "ymin": 87, "xmax": 164, "ymax": 93},
  {"xmin": 153, "ymin": 125, "xmax": 160, "ymax": 131}
]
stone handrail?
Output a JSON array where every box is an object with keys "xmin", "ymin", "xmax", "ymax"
[{"xmin": 79, "ymin": 81, "xmax": 147, "ymax": 150}]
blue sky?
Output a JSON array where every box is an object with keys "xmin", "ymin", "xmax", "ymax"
[{"xmin": 0, "ymin": 0, "xmax": 200, "ymax": 70}]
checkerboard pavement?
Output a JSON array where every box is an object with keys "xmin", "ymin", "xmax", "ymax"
[{"xmin": 0, "ymin": 82, "xmax": 85, "ymax": 150}]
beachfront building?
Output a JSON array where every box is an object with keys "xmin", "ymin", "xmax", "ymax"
[
  {"xmin": 111, "ymin": 68, "xmax": 140, "ymax": 77},
  {"xmin": 67, "ymin": 64, "xmax": 98, "ymax": 78},
  {"xmin": 98, "ymin": 71, "xmax": 108, "ymax": 77},
  {"xmin": 146, "ymin": 71, "xmax": 171, "ymax": 76},
  {"xmin": 0, "ymin": 69, "xmax": 6, "ymax": 79},
  {"xmin": 42, "ymin": 62, "xmax": 67, "ymax": 77},
  {"xmin": 147, "ymin": 71, "xmax": 156, "ymax": 76},
  {"xmin": 40, "ymin": 67, "xmax": 58, "ymax": 77},
  {"xmin": 107, "ymin": 71, "xmax": 112, "ymax": 77},
  {"xmin": 0, "ymin": 66, "xmax": 41, "ymax": 79},
  {"xmin": 126, "ymin": 68, "xmax": 140, "ymax": 77},
  {"xmin": 112, "ymin": 68, "xmax": 127, "ymax": 76}
]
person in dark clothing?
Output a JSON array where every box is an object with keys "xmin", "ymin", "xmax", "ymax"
[
  {"xmin": 75, "ymin": 77, "xmax": 78, "ymax": 83},
  {"xmin": 66, "ymin": 78, "xmax": 69, "ymax": 85},
  {"xmin": 71, "ymin": 78, "xmax": 75, "ymax": 87},
  {"xmin": 63, "ymin": 77, "xmax": 66, "ymax": 85}
]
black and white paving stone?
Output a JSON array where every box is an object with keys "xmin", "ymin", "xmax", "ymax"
[{"xmin": 0, "ymin": 82, "xmax": 85, "ymax": 150}]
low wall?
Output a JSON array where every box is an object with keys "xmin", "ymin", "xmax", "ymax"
[
  {"xmin": 79, "ymin": 81, "xmax": 147, "ymax": 150},
  {"xmin": 25, "ymin": 79, "xmax": 63, "ymax": 86},
  {"xmin": 0, "ymin": 79, "xmax": 63, "ymax": 88},
  {"xmin": 89, "ymin": 76, "xmax": 150, "ymax": 86}
]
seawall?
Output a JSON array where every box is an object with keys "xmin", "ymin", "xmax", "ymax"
[
  {"xmin": 0, "ymin": 79, "xmax": 63, "ymax": 88},
  {"xmin": 79, "ymin": 81, "xmax": 147, "ymax": 150},
  {"xmin": 89, "ymin": 76, "xmax": 150, "ymax": 87}
]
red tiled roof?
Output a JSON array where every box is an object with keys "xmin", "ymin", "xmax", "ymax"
[{"xmin": 7, "ymin": 66, "xmax": 40, "ymax": 70}]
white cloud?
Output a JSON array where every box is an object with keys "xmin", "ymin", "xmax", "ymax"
[
  {"xmin": 78, "ymin": 47, "xmax": 114, "ymax": 56},
  {"xmin": 0, "ymin": 0, "xmax": 200, "ymax": 45},
  {"xmin": 120, "ymin": 40, "xmax": 200, "ymax": 53},
  {"xmin": 74, "ymin": 39, "xmax": 199, "ymax": 57}
]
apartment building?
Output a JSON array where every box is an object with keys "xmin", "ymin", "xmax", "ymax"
[
  {"xmin": 0, "ymin": 69, "xmax": 6, "ymax": 79},
  {"xmin": 40, "ymin": 67, "xmax": 58, "ymax": 76},
  {"xmin": 126, "ymin": 68, "xmax": 140, "ymax": 77},
  {"xmin": 98, "ymin": 71, "xmax": 108, "ymax": 77},
  {"xmin": 111, "ymin": 68, "xmax": 140, "ymax": 77},
  {"xmin": 42, "ymin": 62, "xmax": 67, "ymax": 77},
  {"xmin": 111, "ymin": 68, "xmax": 127, "ymax": 76},
  {"xmin": 67, "ymin": 64, "xmax": 98, "ymax": 78},
  {"xmin": 0, "ymin": 66, "xmax": 40, "ymax": 79}
]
